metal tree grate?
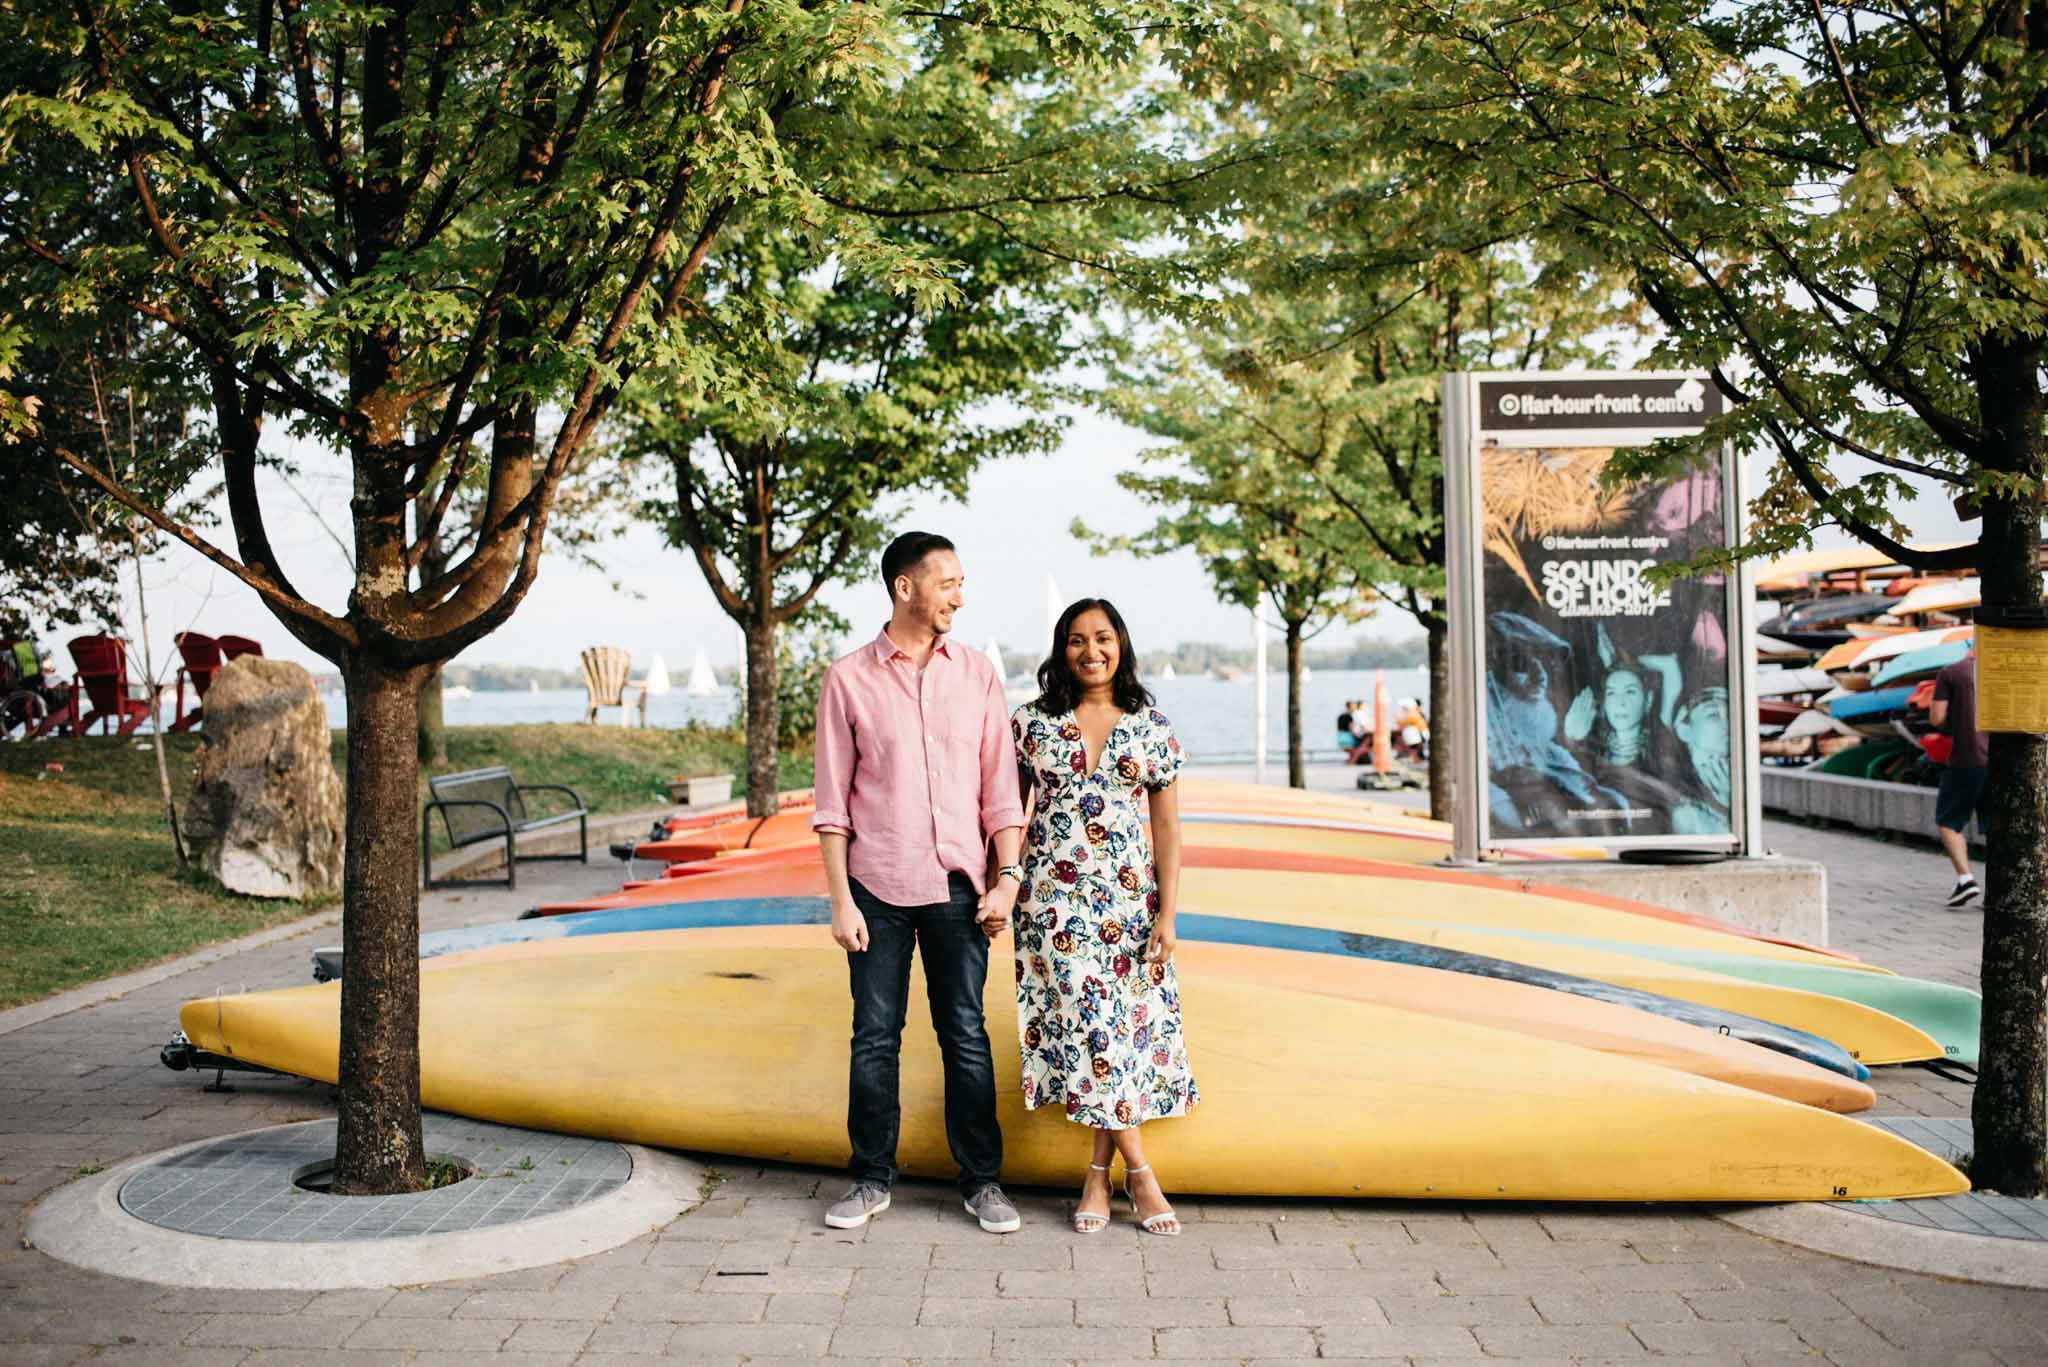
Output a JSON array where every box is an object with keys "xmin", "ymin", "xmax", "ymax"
[{"xmin": 119, "ymin": 1115, "xmax": 631, "ymax": 1242}]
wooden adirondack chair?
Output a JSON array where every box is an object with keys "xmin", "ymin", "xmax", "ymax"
[
  {"xmin": 580, "ymin": 645, "xmax": 631, "ymax": 724},
  {"xmin": 68, "ymin": 635, "xmax": 157, "ymax": 737},
  {"xmin": 170, "ymin": 631, "xmax": 223, "ymax": 732}
]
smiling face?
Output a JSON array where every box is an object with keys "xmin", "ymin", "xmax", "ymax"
[
  {"xmin": 896, "ymin": 549, "xmax": 964, "ymax": 637},
  {"xmin": 1064, "ymin": 607, "xmax": 1120, "ymax": 694}
]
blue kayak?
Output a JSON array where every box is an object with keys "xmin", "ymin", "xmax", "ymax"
[
  {"xmin": 1827, "ymin": 684, "xmax": 1918, "ymax": 723},
  {"xmin": 1873, "ymin": 641, "xmax": 1970, "ymax": 689},
  {"xmin": 314, "ymin": 896, "xmax": 1868, "ymax": 1082}
]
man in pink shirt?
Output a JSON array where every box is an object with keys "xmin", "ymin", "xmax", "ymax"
[{"xmin": 811, "ymin": 532, "xmax": 1026, "ymax": 1233}]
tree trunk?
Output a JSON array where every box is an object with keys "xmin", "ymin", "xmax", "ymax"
[
  {"xmin": 1285, "ymin": 618, "xmax": 1305, "ymax": 788},
  {"xmin": 417, "ymin": 667, "xmax": 447, "ymax": 768},
  {"xmin": 332, "ymin": 656, "xmax": 429, "ymax": 1195},
  {"xmin": 743, "ymin": 619, "xmax": 781, "ymax": 818},
  {"xmin": 1968, "ymin": 333, "xmax": 2048, "ymax": 1198},
  {"xmin": 1426, "ymin": 614, "xmax": 1451, "ymax": 823}
]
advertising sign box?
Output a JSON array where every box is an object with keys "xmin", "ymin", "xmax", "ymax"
[{"xmin": 1445, "ymin": 372, "xmax": 1756, "ymax": 859}]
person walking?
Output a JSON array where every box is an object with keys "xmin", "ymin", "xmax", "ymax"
[
  {"xmin": 1930, "ymin": 647, "xmax": 1989, "ymax": 907},
  {"xmin": 810, "ymin": 531, "xmax": 1027, "ymax": 1234},
  {"xmin": 1007, "ymin": 597, "xmax": 1197, "ymax": 1236}
]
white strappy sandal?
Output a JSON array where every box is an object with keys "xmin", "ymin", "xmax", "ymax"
[
  {"xmin": 1073, "ymin": 1162, "xmax": 1112, "ymax": 1234},
  {"xmin": 1123, "ymin": 1163, "xmax": 1180, "ymax": 1236}
]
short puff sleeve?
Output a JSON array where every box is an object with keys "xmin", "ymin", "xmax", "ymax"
[{"xmin": 1140, "ymin": 708, "xmax": 1184, "ymax": 792}]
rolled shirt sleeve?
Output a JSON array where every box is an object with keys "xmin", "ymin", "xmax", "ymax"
[
  {"xmin": 978, "ymin": 664, "xmax": 1025, "ymax": 838},
  {"xmin": 809, "ymin": 665, "xmax": 855, "ymax": 837}
]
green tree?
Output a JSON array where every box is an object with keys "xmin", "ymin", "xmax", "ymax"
[
  {"xmin": 1, "ymin": 0, "xmax": 962, "ymax": 1193},
  {"xmin": 614, "ymin": 216, "xmax": 1072, "ymax": 816},
  {"xmin": 1082, "ymin": 377, "xmax": 1369, "ymax": 786},
  {"xmin": 1363, "ymin": 0, "xmax": 2047, "ymax": 1191}
]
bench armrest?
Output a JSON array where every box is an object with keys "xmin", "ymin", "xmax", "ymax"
[{"xmin": 514, "ymin": 782, "xmax": 588, "ymax": 815}]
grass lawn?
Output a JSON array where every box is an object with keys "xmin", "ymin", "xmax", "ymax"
[{"xmin": 0, "ymin": 722, "xmax": 810, "ymax": 1009}]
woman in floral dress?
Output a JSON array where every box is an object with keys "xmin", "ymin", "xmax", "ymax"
[{"xmin": 1008, "ymin": 597, "xmax": 1195, "ymax": 1235}]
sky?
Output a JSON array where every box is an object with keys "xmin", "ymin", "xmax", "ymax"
[
  {"xmin": 90, "ymin": 397, "xmax": 1975, "ymax": 683},
  {"xmin": 102, "ymin": 404, "xmax": 1381, "ymax": 681}
]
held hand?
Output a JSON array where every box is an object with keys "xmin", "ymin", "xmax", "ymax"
[
  {"xmin": 830, "ymin": 897, "xmax": 870, "ymax": 953},
  {"xmin": 976, "ymin": 881, "xmax": 1018, "ymax": 939},
  {"xmin": 1144, "ymin": 919, "xmax": 1176, "ymax": 964}
]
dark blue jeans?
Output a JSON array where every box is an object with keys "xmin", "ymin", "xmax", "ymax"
[{"xmin": 846, "ymin": 873, "xmax": 1002, "ymax": 1196}]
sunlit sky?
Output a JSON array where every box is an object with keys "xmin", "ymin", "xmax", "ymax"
[{"xmin": 98, "ymin": 399, "xmax": 1973, "ymax": 682}]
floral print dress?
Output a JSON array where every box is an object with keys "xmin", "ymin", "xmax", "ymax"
[{"xmin": 1010, "ymin": 703, "xmax": 1198, "ymax": 1130}]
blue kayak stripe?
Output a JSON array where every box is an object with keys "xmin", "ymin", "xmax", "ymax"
[{"xmin": 407, "ymin": 895, "xmax": 1864, "ymax": 1081}]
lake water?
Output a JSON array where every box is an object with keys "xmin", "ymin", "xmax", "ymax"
[{"xmin": 323, "ymin": 667, "xmax": 1430, "ymax": 766}]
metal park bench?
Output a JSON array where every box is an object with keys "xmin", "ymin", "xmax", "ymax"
[{"xmin": 422, "ymin": 766, "xmax": 588, "ymax": 889}]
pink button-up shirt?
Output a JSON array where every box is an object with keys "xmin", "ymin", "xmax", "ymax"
[{"xmin": 810, "ymin": 628, "xmax": 1024, "ymax": 907}]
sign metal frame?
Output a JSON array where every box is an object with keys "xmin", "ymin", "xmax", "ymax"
[{"xmin": 1444, "ymin": 370, "xmax": 1758, "ymax": 862}]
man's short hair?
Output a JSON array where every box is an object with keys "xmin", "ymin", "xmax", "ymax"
[{"xmin": 880, "ymin": 531, "xmax": 956, "ymax": 595}]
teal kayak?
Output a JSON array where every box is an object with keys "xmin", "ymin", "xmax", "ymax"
[{"xmin": 1418, "ymin": 923, "xmax": 1980, "ymax": 1068}]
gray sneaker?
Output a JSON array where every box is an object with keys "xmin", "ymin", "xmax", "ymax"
[
  {"xmin": 964, "ymin": 1182, "xmax": 1021, "ymax": 1233},
  {"xmin": 824, "ymin": 1181, "xmax": 891, "ymax": 1229}
]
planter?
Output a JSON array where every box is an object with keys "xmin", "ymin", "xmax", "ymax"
[{"xmin": 667, "ymin": 773, "xmax": 734, "ymax": 807}]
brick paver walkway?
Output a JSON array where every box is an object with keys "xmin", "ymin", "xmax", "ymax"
[{"xmin": 2, "ymin": 774, "xmax": 2037, "ymax": 1367}]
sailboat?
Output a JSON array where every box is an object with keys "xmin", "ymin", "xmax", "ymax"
[
  {"xmin": 1044, "ymin": 573, "xmax": 1064, "ymax": 651},
  {"xmin": 1159, "ymin": 660, "xmax": 1177, "ymax": 680},
  {"xmin": 685, "ymin": 649, "xmax": 716, "ymax": 696},
  {"xmin": 528, "ymin": 679, "xmax": 540, "ymax": 694},
  {"xmin": 644, "ymin": 653, "xmax": 673, "ymax": 697},
  {"xmin": 983, "ymin": 637, "xmax": 1005, "ymax": 679}
]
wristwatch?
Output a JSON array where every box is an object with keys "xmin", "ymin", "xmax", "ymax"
[{"xmin": 996, "ymin": 864, "xmax": 1024, "ymax": 885}]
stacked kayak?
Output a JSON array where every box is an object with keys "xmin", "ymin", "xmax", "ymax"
[{"xmin": 189, "ymin": 781, "xmax": 1970, "ymax": 1203}]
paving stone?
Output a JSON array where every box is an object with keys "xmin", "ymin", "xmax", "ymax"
[
  {"xmin": 1583, "ymin": 1260, "xmax": 1744, "ymax": 1294},
  {"xmin": 1533, "ymin": 1290, "xmax": 1695, "ymax": 1324},
  {"xmin": 508, "ymin": 1319, "xmax": 600, "ymax": 1352},
  {"xmin": 76, "ymin": 1349, "xmax": 252, "ymax": 1367},
  {"xmin": 831, "ymin": 1324, "xmax": 995, "ymax": 1357},
  {"xmin": 1684, "ymin": 1288, "xmax": 1856, "ymax": 1321},
  {"xmin": 1289, "ymin": 1268, "xmax": 1444, "ymax": 1299},
  {"xmin": 240, "ymin": 1350, "xmax": 415, "ymax": 1367},
  {"xmin": 763, "ymin": 1292, "xmax": 848, "ymax": 1323},
  {"xmin": 301, "ymin": 1289, "xmax": 397, "ymax": 1317},
  {"xmin": 921, "ymin": 1294, "xmax": 1069, "ymax": 1325},
  {"xmin": 1155, "ymin": 1324, "xmax": 1317, "ymax": 1357},
  {"xmin": 839, "ymin": 1296, "xmax": 921, "ymax": 1325},
  {"xmin": 1631, "ymin": 1318, "xmax": 1816, "ymax": 1356},
  {"xmin": 1212, "ymin": 1242, "xmax": 1358, "ymax": 1270},
  {"xmin": 1473, "ymin": 1322, "xmax": 1648, "ymax": 1357},
  {"xmin": 788, "ymin": 1239, "xmax": 932, "ymax": 1268},
  {"xmin": 456, "ymin": 1289, "xmax": 619, "ymax": 1319},
  {"xmin": 581, "ymin": 1320, "xmax": 677, "ymax": 1355},
  {"xmin": 1379, "ymin": 1293, "xmax": 1540, "ymax": 1326},
  {"xmin": 1064, "ymin": 1295, "xmax": 1224, "ymax": 1328},
  {"xmin": 1223, "ymin": 1295, "xmax": 1390, "ymax": 1326},
  {"xmin": 662, "ymin": 1322, "xmax": 833, "ymax": 1357},
  {"xmin": 987, "ymin": 1324, "xmax": 1137, "ymax": 1358},
  {"xmin": 375, "ymin": 1288, "xmax": 470, "ymax": 1317},
  {"xmin": 186, "ymin": 1313, "xmax": 370, "ymax": 1349},
  {"xmin": 1147, "ymin": 1268, "xmax": 1295, "ymax": 1299},
  {"xmin": 608, "ymin": 1292, "xmax": 768, "ymax": 1324},
  {"xmin": 1313, "ymin": 1323, "xmax": 1483, "ymax": 1357},
  {"xmin": 342, "ymin": 1315, "xmax": 513, "ymax": 1351},
  {"xmin": 412, "ymin": 1352, "xmax": 579, "ymax": 1367},
  {"xmin": 692, "ymin": 1264, "xmax": 853, "ymax": 1296}
]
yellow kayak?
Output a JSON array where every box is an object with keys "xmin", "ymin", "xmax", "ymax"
[
  {"xmin": 181, "ymin": 942, "xmax": 1960, "ymax": 1202},
  {"xmin": 1178, "ymin": 866, "xmax": 1884, "ymax": 976},
  {"xmin": 425, "ymin": 925, "xmax": 1874, "ymax": 1113}
]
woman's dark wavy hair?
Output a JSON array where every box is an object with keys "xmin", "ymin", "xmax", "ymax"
[{"xmin": 1032, "ymin": 597, "xmax": 1154, "ymax": 716}]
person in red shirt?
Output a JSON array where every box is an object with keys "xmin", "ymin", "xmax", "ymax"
[
  {"xmin": 810, "ymin": 532, "xmax": 1026, "ymax": 1233},
  {"xmin": 1930, "ymin": 649, "xmax": 1989, "ymax": 908}
]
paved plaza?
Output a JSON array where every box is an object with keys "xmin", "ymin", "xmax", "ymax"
[{"xmin": 0, "ymin": 766, "xmax": 2038, "ymax": 1366}]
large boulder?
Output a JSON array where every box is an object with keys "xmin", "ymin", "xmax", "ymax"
[{"xmin": 182, "ymin": 656, "xmax": 344, "ymax": 899}]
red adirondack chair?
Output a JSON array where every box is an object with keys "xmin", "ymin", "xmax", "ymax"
[
  {"xmin": 217, "ymin": 635, "xmax": 264, "ymax": 662},
  {"xmin": 68, "ymin": 635, "xmax": 158, "ymax": 737},
  {"xmin": 170, "ymin": 631, "xmax": 223, "ymax": 732}
]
